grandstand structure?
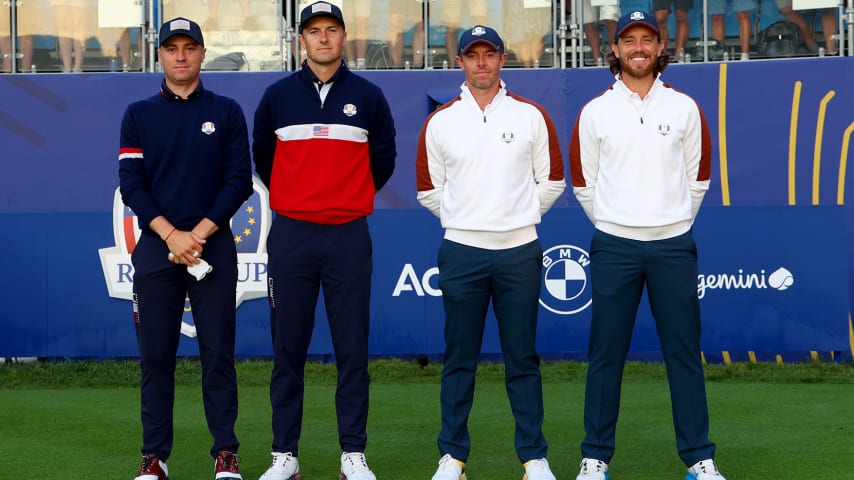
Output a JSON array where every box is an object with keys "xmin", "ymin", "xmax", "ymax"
[{"xmin": 0, "ymin": 0, "xmax": 850, "ymax": 73}]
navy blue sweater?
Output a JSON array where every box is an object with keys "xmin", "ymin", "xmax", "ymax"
[{"xmin": 119, "ymin": 80, "xmax": 253, "ymax": 232}]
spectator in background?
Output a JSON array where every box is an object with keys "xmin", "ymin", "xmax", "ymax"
[
  {"xmin": 0, "ymin": 2, "xmax": 35, "ymax": 73},
  {"xmin": 503, "ymin": 0, "xmax": 551, "ymax": 68},
  {"xmin": 775, "ymin": 1, "xmax": 838, "ymax": 55},
  {"xmin": 654, "ymin": 0, "xmax": 693, "ymax": 60},
  {"xmin": 165, "ymin": 0, "xmax": 257, "ymax": 31},
  {"xmin": 343, "ymin": 0, "xmax": 371, "ymax": 69},
  {"xmin": 96, "ymin": 27, "xmax": 134, "ymax": 71},
  {"xmin": 52, "ymin": 0, "xmax": 93, "ymax": 72},
  {"xmin": 709, "ymin": 0, "xmax": 756, "ymax": 60},
  {"xmin": 581, "ymin": 0, "xmax": 619, "ymax": 66},
  {"xmin": 438, "ymin": 0, "xmax": 488, "ymax": 67},
  {"xmin": 205, "ymin": 0, "xmax": 258, "ymax": 31},
  {"xmin": 0, "ymin": 35, "xmax": 10, "ymax": 73},
  {"xmin": 389, "ymin": 0, "xmax": 425, "ymax": 68}
]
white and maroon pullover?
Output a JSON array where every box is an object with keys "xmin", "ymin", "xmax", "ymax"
[
  {"xmin": 569, "ymin": 75, "xmax": 712, "ymax": 241},
  {"xmin": 416, "ymin": 81, "xmax": 566, "ymax": 250}
]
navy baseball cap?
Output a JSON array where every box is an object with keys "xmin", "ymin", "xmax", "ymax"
[
  {"xmin": 614, "ymin": 11, "xmax": 660, "ymax": 43},
  {"xmin": 458, "ymin": 25, "xmax": 505, "ymax": 56},
  {"xmin": 159, "ymin": 17, "xmax": 204, "ymax": 46},
  {"xmin": 299, "ymin": 1, "xmax": 345, "ymax": 32}
]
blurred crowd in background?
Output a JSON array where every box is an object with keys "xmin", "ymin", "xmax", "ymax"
[{"xmin": 0, "ymin": 0, "xmax": 848, "ymax": 73}]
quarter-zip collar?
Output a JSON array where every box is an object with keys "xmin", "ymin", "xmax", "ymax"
[
  {"xmin": 459, "ymin": 79, "xmax": 507, "ymax": 123},
  {"xmin": 298, "ymin": 59, "xmax": 349, "ymax": 107},
  {"xmin": 614, "ymin": 74, "xmax": 663, "ymax": 124}
]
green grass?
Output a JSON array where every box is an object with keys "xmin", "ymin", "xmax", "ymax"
[{"xmin": 2, "ymin": 359, "xmax": 853, "ymax": 479}]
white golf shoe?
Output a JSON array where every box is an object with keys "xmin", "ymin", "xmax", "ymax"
[
  {"xmin": 523, "ymin": 458, "xmax": 556, "ymax": 480},
  {"xmin": 576, "ymin": 458, "xmax": 609, "ymax": 480},
  {"xmin": 258, "ymin": 452, "xmax": 299, "ymax": 480},
  {"xmin": 431, "ymin": 454, "xmax": 466, "ymax": 480},
  {"xmin": 686, "ymin": 459, "xmax": 726, "ymax": 480},
  {"xmin": 340, "ymin": 452, "xmax": 376, "ymax": 480}
]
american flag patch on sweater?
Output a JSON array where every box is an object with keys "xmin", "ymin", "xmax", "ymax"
[{"xmin": 313, "ymin": 125, "xmax": 329, "ymax": 136}]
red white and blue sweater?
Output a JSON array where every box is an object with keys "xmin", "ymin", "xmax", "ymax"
[{"xmin": 252, "ymin": 61, "xmax": 397, "ymax": 225}]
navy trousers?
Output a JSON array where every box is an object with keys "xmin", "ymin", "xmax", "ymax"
[
  {"xmin": 266, "ymin": 215, "xmax": 372, "ymax": 455},
  {"xmin": 436, "ymin": 239, "xmax": 549, "ymax": 463},
  {"xmin": 580, "ymin": 229, "xmax": 716, "ymax": 466},
  {"xmin": 132, "ymin": 228, "xmax": 239, "ymax": 460}
]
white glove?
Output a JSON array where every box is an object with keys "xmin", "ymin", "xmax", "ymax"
[{"xmin": 187, "ymin": 258, "xmax": 212, "ymax": 281}]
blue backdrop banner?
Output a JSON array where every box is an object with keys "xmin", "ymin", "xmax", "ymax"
[{"xmin": 0, "ymin": 58, "xmax": 852, "ymax": 359}]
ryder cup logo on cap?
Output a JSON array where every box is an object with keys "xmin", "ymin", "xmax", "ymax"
[
  {"xmin": 159, "ymin": 17, "xmax": 204, "ymax": 46},
  {"xmin": 458, "ymin": 25, "xmax": 505, "ymax": 56},
  {"xmin": 614, "ymin": 11, "xmax": 660, "ymax": 42},
  {"xmin": 299, "ymin": 1, "xmax": 345, "ymax": 32}
]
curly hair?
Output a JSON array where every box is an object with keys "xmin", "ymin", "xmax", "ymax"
[{"xmin": 607, "ymin": 49, "xmax": 671, "ymax": 76}]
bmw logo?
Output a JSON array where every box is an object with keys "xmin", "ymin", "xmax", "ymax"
[{"xmin": 540, "ymin": 244, "xmax": 592, "ymax": 315}]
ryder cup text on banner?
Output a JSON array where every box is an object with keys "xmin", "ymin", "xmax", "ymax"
[{"xmin": 99, "ymin": 177, "xmax": 272, "ymax": 337}]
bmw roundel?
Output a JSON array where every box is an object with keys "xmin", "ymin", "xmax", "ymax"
[{"xmin": 540, "ymin": 244, "xmax": 592, "ymax": 315}]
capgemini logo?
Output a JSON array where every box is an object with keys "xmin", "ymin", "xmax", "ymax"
[
  {"xmin": 767, "ymin": 267, "xmax": 794, "ymax": 291},
  {"xmin": 697, "ymin": 267, "xmax": 794, "ymax": 299}
]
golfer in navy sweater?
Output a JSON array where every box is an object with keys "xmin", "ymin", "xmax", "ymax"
[
  {"xmin": 118, "ymin": 17, "xmax": 252, "ymax": 480},
  {"xmin": 252, "ymin": 3, "xmax": 396, "ymax": 480}
]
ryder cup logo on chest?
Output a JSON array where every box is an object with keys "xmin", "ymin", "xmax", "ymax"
[
  {"xmin": 343, "ymin": 104, "xmax": 357, "ymax": 117},
  {"xmin": 540, "ymin": 244, "xmax": 592, "ymax": 315},
  {"xmin": 201, "ymin": 121, "xmax": 216, "ymax": 135},
  {"xmin": 99, "ymin": 177, "xmax": 273, "ymax": 338},
  {"xmin": 501, "ymin": 131, "xmax": 515, "ymax": 143}
]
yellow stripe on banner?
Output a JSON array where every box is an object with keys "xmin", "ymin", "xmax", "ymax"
[
  {"xmin": 812, "ymin": 91, "xmax": 836, "ymax": 204},
  {"xmin": 748, "ymin": 351, "xmax": 757, "ymax": 363},
  {"xmin": 776, "ymin": 354, "xmax": 784, "ymax": 364},
  {"xmin": 810, "ymin": 350, "xmax": 819, "ymax": 362},
  {"xmin": 718, "ymin": 64, "xmax": 731, "ymax": 206},
  {"xmin": 722, "ymin": 351, "xmax": 732, "ymax": 365},
  {"xmin": 849, "ymin": 313, "xmax": 853, "ymax": 360},
  {"xmin": 788, "ymin": 81, "xmax": 802, "ymax": 205},
  {"xmin": 839, "ymin": 122, "xmax": 854, "ymax": 205},
  {"xmin": 701, "ymin": 351, "xmax": 707, "ymax": 365}
]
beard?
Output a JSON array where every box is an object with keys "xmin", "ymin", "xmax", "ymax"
[{"xmin": 619, "ymin": 54, "xmax": 657, "ymax": 79}]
